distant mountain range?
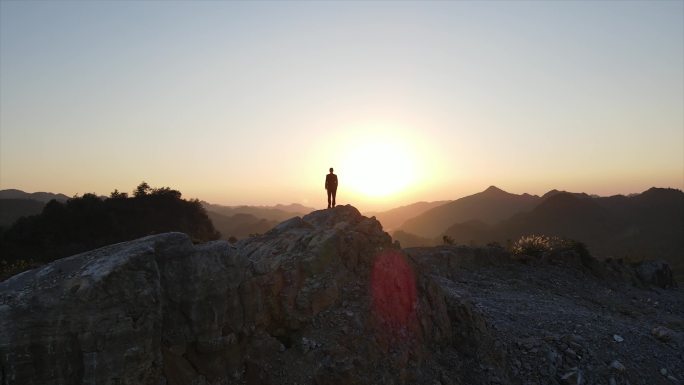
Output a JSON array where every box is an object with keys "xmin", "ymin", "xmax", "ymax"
[
  {"xmin": 200, "ymin": 202, "xmax": 314, "ymax": 239},
  {"xmin": 3, "ymin": 187, "xmax": 682, "ymax": 275},
  {"xmin": 366, "ymin": 200, "xmax": 451, "ymax": 231},
  {"xmin": 398, "ymin": 186, "xmax": 540, "ymax": 238},
  {"xmin": 0, "ymin": 189, "xmax": 69, "ymax": 203},
  {"xmin": 205, "ymin": 211, "xmax": 280, "ymax": 240},
  {"xmin": 0, "ymin": 190, "xmax": 71, "ymax": 227},
  {"xmin": 201, "ymin": 202, "xmax": 314, "ymax": 223},
  {"xmin": 0, "ymin": 190, "xmax": 315, "ymax": 240},
  {"xmin": 391, "ymin": 186, "xmax": 684, "ymax": 279},
  {"xmin": 441, "ymin": 187, "xmax": 684, "ymax": 255}
]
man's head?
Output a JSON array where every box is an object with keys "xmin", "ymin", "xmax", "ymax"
[{"xmin": 329, "ymin": 167, "xmax": 334, "ymax": 173}]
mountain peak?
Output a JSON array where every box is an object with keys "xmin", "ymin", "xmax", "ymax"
[{"xmin": 483, "ymin": 185, "xmax": 507, "ymax": 194}]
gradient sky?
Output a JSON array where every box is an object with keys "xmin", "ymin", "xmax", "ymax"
[{"xmin": 1, "ymin": 1, "xmax": 683, "ymax": 211}]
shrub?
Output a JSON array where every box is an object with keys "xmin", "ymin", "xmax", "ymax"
[
  {"xmin": 511, "ymin": 234, "xmax": 592, "ymax": 264},
  {"xmin": 511, "ymin": 234, "xmax": 567, "ymax": 257}
]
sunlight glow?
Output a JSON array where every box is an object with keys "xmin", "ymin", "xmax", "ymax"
[{"xmin": 340, "ymin": 136, "xmax": 418, "ymax": 198}]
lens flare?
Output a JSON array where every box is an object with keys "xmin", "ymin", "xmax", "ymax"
[{"xmin": 370, "ymin": 250, "xmax": 417, "ymax": 329}]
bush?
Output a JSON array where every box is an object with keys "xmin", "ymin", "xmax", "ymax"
[
  {"xmin": 511, "ymin": 234, "xmax": 568, "ymax": 257},
  {"xmin": 510, "ymin": 234, "xmax": 593, "ymax": 265}
]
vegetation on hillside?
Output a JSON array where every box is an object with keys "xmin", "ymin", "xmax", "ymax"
[{"xmin": 0, "ymin": 182, "xmax": 220, "ymax": 280}]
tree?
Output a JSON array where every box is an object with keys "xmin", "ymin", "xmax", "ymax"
[
  {"xmin": 1, "ymin": 183, "xmax": 220, "ymax": 273},
  {"xmin": 151, "ymin": 187, "xmax": 182, "ymax": 199},
  {"xmin": 110, "ymin": 189, "xmax": 128, "ymax": 199},
  {"xmin": 134, "ymin": 181, "xmax": 151, "ymax": 197}
]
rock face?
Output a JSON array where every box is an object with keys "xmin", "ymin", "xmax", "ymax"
[
  {"xmin": 2, "ymin": 205, "xmax": 682, "ymax": 385},
  {"xmin": 0, "ymin": 205, "xmax": 450, "ymax": 385}
]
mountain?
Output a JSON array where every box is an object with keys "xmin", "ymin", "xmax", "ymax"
[
  {"xmin": 0, "ymin": 189, "xmax": 312, "ymax": 242},
  {"xmin": 391, "ymin": 229, "xmax": 437, "ymax": 248},
  {"xmin": 0, "ymin": 189, "xmax": 69, "ymax": 202},
  {"xmin": 443, "ymin": 188, "xmax": 684, "ymax": 278},
  {"xmin": 2, "ymin": 206, "xmax": 680, "ymax": 385},
  {"xmin": 273, "ymin": 203, "xmax": 316, "ymax": 214},
  {"xmin": 206, "ymin": 210, "xmax": 280, "ymax": 240},
  {"xmin": 0, "ymin": 190, "xmax": 70, "ymax": 227},
  {"xmin": 499, "ymin": 192, "xmax": 623, "ymax": 240},
  {"xmin": 366, "ymin": 200, "xmax": 451, "ymax": 231},
  {"xmin": 202, "ymin": 202, "xmax": 314, "ymax": 222},
  {"xmin": 202, "ymin": 202, "xmax": 314, "ymax": 239},
  {"xmin": 0, "ymin": 199, "xmax": 45, "ymax": 227},
  {"xmin": 399, "ymin": 186, "xmax": 539, "ymax": 238}
]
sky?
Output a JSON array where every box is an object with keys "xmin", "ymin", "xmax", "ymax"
[{"xmin": 1, "ymin": 0, "xmax": 683, "ymax": 211}]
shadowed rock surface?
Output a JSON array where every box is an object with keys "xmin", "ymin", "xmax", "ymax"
[
  {"xmin": 1, "ymin": 205, "xmax": 682, "ymax": 385},
  {"xmin": 0, "ymin": 205, "xmax": 449, "ymax": 385}
]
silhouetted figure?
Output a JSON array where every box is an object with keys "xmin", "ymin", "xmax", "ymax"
[{"xmin": 325, "ymin": 167, "xmax": 338, "ymax": 208}]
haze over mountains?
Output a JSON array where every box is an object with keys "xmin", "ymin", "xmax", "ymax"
[
  {"xmin": 0, "ymin": 189, "xmax": 70, "ymax": 203},
  {"xmin": 366, "ymin": 200, "xmax": 451, "ymax": 231},
  {"xmin": 200, "ymin": 202, "xmax": 314, "ymax": 240},
  {"xmin": 398, "ymin": 186, "xmax": 540, "ymax": 238},
  {"xmin": 2, "ymin": 186, "xmax": 682, "ymax": 277},
  {"xmin": 390, "ymin": 186, "xmax": 684, "ymax": 280},
  {"xmin": 0, "ymin": 190, "xmax": 315, "ymax": 242}
]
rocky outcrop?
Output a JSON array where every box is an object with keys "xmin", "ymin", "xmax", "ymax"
[
  {"xmin": 0, "ymin": 205, "xmax": 451, "ymax": 385},
  {"xmin": 2, "ymin": 205, "xmax": 682, "ymax": 385}
]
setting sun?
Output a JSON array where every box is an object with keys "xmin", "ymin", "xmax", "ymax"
[{"xmin": 338, "ymin": 132, "xmax": 419, "ymax": 199}]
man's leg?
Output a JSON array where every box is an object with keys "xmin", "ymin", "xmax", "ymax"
[
  {"xmin": 327, "ymin": 189, "xmax": 332, "ymax": 208},
  {"xmin": 332, "ymin": 189, "xmax": 336, "ymax": 207}
]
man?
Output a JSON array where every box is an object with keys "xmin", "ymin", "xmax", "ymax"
[{"xmin": 325, "ymin": 167, "xmax": 338, "ymax": 208}]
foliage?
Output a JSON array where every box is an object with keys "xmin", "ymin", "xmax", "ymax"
[
  {"xmin": 442, "ymin": 235, "xmax": 455, "ymax": 245},
  {"xmin": 510, "ymin": 234, "xmax": 590, "ymax": 261},
  {"xmin": 511, "ymin": 234, "xmax": 556, "ymax": 257},
  {"xmin": 0, "ymin": 182, "xmax": 220, "ymax": 273},
  {"xmin": 109, "ymin": 189, "xmax": 128, "ymax": 199},
  {"xmin": 134, "ymin": 181, "xmax": 151, "ymax": 197}
]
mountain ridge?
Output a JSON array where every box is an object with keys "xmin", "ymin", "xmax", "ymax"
[
  {"xmin": 0, "ymin": 189, "xmax": 70, "ymax": 202},
  {"xmin": 398, "ymin": 186, "xmax": 540, "ymax": 238}
]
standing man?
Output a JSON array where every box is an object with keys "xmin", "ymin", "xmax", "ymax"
[{"xmin": 325, "ymin": 167, "xmax": 338, "ymax": 208}]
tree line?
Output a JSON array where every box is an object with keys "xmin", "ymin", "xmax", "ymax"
[{"xmin": 0, "ymin": 182, "xmax": 220, "ymax": 278}]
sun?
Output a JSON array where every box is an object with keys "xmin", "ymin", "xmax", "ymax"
[{"xmin": 340, "ymin": 139, "xmax": 417, "ymax": 198}]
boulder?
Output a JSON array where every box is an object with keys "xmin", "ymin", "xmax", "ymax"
[{"xmin": 0, "ymin": 205, "xmax": 452, "ymax": 385}]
